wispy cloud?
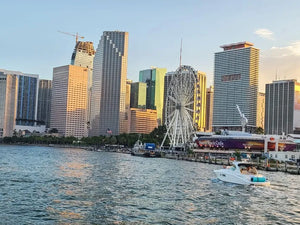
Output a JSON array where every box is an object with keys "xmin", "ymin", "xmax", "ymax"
[
  {"xmin": 255, "ymin": 28, "xmax": 274, "ymax": 40},
  {"xmin": 259, "ymin": 41, "xmax": 300, "ymax": 91},
  {"xmin": 263, "ymin": 41, "xmax": 300, "ymax": 58}
]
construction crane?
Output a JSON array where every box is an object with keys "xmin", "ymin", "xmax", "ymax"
[
  {"xmin": 58, "ymin": 30, "xmax": 84, "ymax": 44},
  {"xmin": 236, "ymin": 105, "xmax": 248, "ymax": 132}
]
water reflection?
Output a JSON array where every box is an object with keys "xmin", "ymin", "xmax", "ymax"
[{"xmin": 0, "ymin": 145, "xmax": 299, "ymax": 224}]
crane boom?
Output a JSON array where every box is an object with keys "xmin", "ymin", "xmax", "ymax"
[
  {"xmin": 58, "ymin": 30, "xmax": 84, "ymax": 44},
  {"xmin": 236, "ymin": 105, "xmax": 248, "ymax": 132}
]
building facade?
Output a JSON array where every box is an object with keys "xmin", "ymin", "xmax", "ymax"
[
  {"xmin": 205, "ymin": 86, "xmax": 214, "ymax": 132},
  {"xmin": 71, "ymin": 41, "xmax": 95, "ymax": 129},
  {"xmin": 139, "ymin": 68, "xmax": 166, "ymax": 126},
  {"xmin": 90, "ymin": 31, "xmax": 129, "ymax": 136},
  {"xmin": 16, "ymin": 74, "xmax": 39, "ymax": 126},
  {"xmin": 50, "ymin": 65, "xmax": 88, "ymax": 138},
  {"xmin": 257, "ymin": 92, "xmax": 265, "ymax": 129},
  {"xmin": 130, "ymin": 82, "xmax": 147, "ymax": 109},
  {"xmin": 37, "ymin": 79, "xmax": 52, "ymax": 128},
  {"xmin": 0, "ymin": 72, "xmax": 18, "ymax": 137},
  {"xmin": 213, "ymin": 42, "xmax": 259, "ymax": 131},
  {"xmin": 130, "ymin": 108, "xmax": 157, "ymax": 134},
  {"xmin": 265, "ymin": 80, "xmax": 300, "ymax": 135},
  {"xmin": 196, "ymin": 71, "xmax": 207, "ymax": 131}
]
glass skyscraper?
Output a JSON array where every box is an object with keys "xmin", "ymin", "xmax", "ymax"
[
  {"xmin": 130, "ymin": 82, "xmax": 146, "ymax": 109},
  {"xmin": 212, "ymin": 42, "xmax": 259, "ymax": 132},
  {"xmin": 90, "ymin": 31, "xmax": 129, "ymax": 136},
  {"xmin": 139, "ymin": 68, "xmax": 166, "ymax": 126},
  {"xmin": 37, "ymin": 79, "xmax": 52, "ymax": 128}
]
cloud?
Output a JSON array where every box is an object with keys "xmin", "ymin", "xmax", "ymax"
[
  {"xmin": 259, "ymin": 41, "xmax": 300, "ymax": 92},
  {"xmin": 267, "ymin": 41, "xmax": 300, "ymax": 57},
  {"xmin": 255, "ymin": 28, "xmax": 274, "ymax": 40}
]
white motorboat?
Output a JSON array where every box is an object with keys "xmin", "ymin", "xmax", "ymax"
[{"xmin": 214, "ymin": 161, "xmax": 270, "ymax": 186}]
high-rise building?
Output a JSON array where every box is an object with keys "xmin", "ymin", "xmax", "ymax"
[
  {"xmin": 0, "ymin": 72, "xmax": 18, "ymax": 137},
  {"xmin": 130, "ymin": 108, "xmax": 157, "ymax": 134},
  {"xmin": 206, "ymin": 86, "xmax": 214, "ymax": 132},
  {"xmin": 163, "ymin": 72, "xmax": 174, "ymax": 125},
  {"xmin": 90, "ymin": 31, "xmax": 129, "ymax": 136},
  {"xmin": 130, "ymin": 82, "xmax": 147, "ymax": 108},
  {"xmin": 71, "ymin": 41, "xmax": 95, "ymax": 128},
  {"xmin": 257, "ymin": 92, "xmax": 265, "ymax": 129},
  {"xmin": 0, "ymin": 69, "xmax": 42, "ymax": 133},
  {"xmin": 16, "ymin": 74, "xmax": 39, "ymax": 126},
  {"xmin": 139, "ymin": 68, "xmax": 166, "ymax": 126},
  {"xmin": 265, "ymin": 80, "xmax": 300, "ymax": 135},
  {"xmin": 37, "ymin": 80, "xmax": 52, "ymax": 128},
  {"xmin": 213, "ymin": 42, "xmax": 259, "ymax": 131},
  {"xmin": 196, "ymin": 71, "xmax": 207, "ymax": 131},
  {"xmin": 125, "ymin": 79, "xmax": 132, "ymax": 133},
  {"xmin": 50, "ymin": 65, "xmax": 88, "ymax": 138}
]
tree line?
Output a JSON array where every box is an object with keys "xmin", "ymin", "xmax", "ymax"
[{"xmin": 1, "ymin": 126, "xmax": 169, "ymax": 148}]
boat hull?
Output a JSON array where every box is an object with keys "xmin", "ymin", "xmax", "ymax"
[{"xmin": 214, "ymin": 169, "xmax": 270, "ymax": 186}]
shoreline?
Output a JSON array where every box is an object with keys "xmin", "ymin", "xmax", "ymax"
[{"xmin": 1, "ymin": 143, "xmax": 299, "ymax": 175}]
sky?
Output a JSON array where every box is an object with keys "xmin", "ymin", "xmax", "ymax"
[{"xmin": 1, "ymin": 0, "xmax": 300, "ymax": 92}]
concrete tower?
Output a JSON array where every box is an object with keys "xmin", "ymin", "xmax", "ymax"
[
  {"xmin": 90, "ymin": 31, "xmax": 128, "ymax": 136},
  {"xmin": 212, "ymin": 42, "xmax": 259, "ymax": 132}
]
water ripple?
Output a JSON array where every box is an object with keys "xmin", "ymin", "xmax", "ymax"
[{"xmin": 0, "ymin": 145, "xmax": 299, "ymax": 224}]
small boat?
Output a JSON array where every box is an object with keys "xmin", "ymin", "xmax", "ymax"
[
  {"xmin": 131, "ymin": 141, "xmax": 161, "ymax": 157},
  {"xmin": 214, "ymin": 161, "xmax": 270, "ymax": 186}
]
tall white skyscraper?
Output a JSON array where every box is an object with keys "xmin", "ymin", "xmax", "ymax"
[
  {"xmin": 71, "ymin": 41, "xmax": 95, "ymax": 129},
  {"xmin": 212, "ymin": 42, "xmax": 259, "ymax": 132},
  {"xmin": 90, "ymin": 31, "xmax": 129, "ymax": 136}
]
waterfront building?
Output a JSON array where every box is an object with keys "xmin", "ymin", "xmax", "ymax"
[
  {"xmin": 206, "ymin": 86, "xmax": 214, "ymax": 132},
  {"xmin": 212, "ymin": 42, "xmax": 259, "ymax": 132},
  {"xmin": 257, "ymin": 92, "xmax": 265, "ymax": 129},
  {"xmin": 0, "ymin": 72, "xmax": 18, "ymax": 137},
  {"xmin": 130, "ymin": 82, "xmax": 147, "ymax": 109},
  {"xmin": 71, "ymin": 41, "xmax": 95, "ymax": 129},
  {"xmin": 16, "ymin": 74, "xmax": 39, "ymax": 126},
  {"xmin": 37, "ymin": 79, "xmax": 52, "ymax": 128},
  {"xmin": 265, "ymin": 79, "xmax": 300, "ymax": 135},
  {"xmin": 130, "ymin": 108, "xmax": 157, "ymax": 134},
  {"xmin": 0, "ymin": 69, "xmax": 39, "ymax": 127},
  {"xmin": 139, "ymin": 67, "xmax": 166, "ymax": 126},
  {"xmin": 90, "ymin": 31, "xmax": 129, "ymax": 136},
  {"xmin": 50, "ymin": 65, "xmax": 88, "ymax": 138}
]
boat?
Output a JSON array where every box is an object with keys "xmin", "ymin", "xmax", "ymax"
[
  {"xmin": 131, "ymin": 141, "xmax": 161, "ymax": 157},
  {"xmin": 214, "ymin": 161, "xmax": 270, "ymax": 186}
]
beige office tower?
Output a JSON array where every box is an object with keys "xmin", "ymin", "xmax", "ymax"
[
  {"xmin": 0, "ymin": 73, "xmax": 18, "ymax": 137},
  {"xmin": 257, "ymin": 92, "xmax": 265, "ymax": 129},
  {"xmin": 50, "ymin": 65, "xmax": 88, "ymax": 138},
  {"xmin": 195, "ymin": 71, "xmax": 207, "ymax": 131},
  {"xmin": 130, "ymin": 108, "xmax": 158, "ymax": 134},
  {"xmin": 205, "ymin": 86, "xmax": 214, "ymax": 132},
  {"xmin": 90, "ymin": 31, "xmax": 128, "ymax": 136},
  {"xmin": 71, "ymin": 41, "xmax": 95, "ymax": 129}
]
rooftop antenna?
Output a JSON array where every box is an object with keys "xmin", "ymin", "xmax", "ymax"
[
  {"xmin": 275, "ymin": 68, "xmax": 278, "ymax": 81},
  {"xmin": 179, "ymin": 38, "xmax": 182, "ymax": 67}
]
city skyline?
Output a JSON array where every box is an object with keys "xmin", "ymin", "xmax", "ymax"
[{"xmin": 2, "ymin": 1, "xmax": 300, "ymax": 92}]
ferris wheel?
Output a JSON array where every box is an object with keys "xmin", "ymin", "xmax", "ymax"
[{"xmin": 161, "ymin": 65, "xmax": 201, "ymax": 150}]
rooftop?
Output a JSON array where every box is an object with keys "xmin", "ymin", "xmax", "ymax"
[{"xmin": 220, "ymin": 41, "xmax": 254, "ymax": 51}]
